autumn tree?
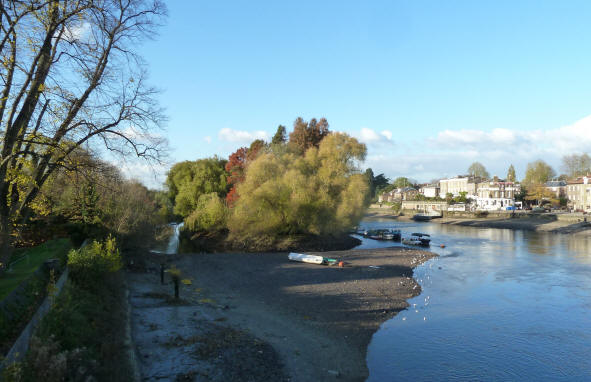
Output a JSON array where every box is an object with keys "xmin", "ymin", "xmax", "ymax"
[
  {"xmin": 0, "ymin": 0, "xmax": 167, "ymax": 268},
  {"xmin": 287, "ymin": 117, "xmax": 330, "ymax": 155},
  {"xmin": 507, "ymin": 164, "xmax": 516, "ymax": 182},
  {"xmin": 523, "ymin": 160, "xmax": 555, "ymax": 186},
  {"xmin": 561, "ymin": 153, "xmax": 591, "ymax": 178},
  {"xmin": 225, "ymin": 140, "xmax": 265, "ymax": 206},
  {"xmin": 468, "ymin": 162, "xmax": 490, "ymax": 179},
  {"xmin": 525, "ymin": 184, "xmax": 558, "ymax": 206}
]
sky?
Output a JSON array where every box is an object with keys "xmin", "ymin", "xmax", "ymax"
[{"xmin": 125, "ymin": 0, "xmax": 591, "ymax": 188}]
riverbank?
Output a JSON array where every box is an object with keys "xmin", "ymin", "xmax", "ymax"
[
  {"xmin": 365, "ymin": 208, "xmax": 591, "ymax": 236},
  {"xmin": 127, "ymin": 246, "xmax": 435, "ymax": 381}
]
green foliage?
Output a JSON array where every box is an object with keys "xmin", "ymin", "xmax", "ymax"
[
  {"xmin": 228, "ymin": 133, "xmax": 368, "ymax": 244},
  {"xmin": 67, "ymin": 236, "xmax": 121, "ymax": 290},
  {"xmin": 185, "ymin": 193, "xmax": 228, "ymax": 232},
  {"xmin": 33, "ymin": 272, "xmax": 132, "ymax": 381},
  {"xmin": 392, "ymin": 177, "xmax": 413, "ymax": 188},
  {"xmin": 271, "ymin": 125, "xmax": 287, "ymax": 145},
  {"xmin": 0, "ymin": 239, "xmax": 71, "ymax": 300},
  {"xmin": 365, "ymin": 169, "xmax": 389, "ymax": 200},
  {"xmin": 523, "ymin": 160, "xmax": 556, "ymax": 186},
  {"xmin": 468, "ymin": 162, "xmax": 490, "ymax": 179},
  {"xmin": 167, "ymin": 157, "xmax": 229, "ymax": 217}
]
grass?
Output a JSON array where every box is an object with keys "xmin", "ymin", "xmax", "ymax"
[{"xmin": 0, "ymin": 238, "xmax": 72, "ymax": 300}]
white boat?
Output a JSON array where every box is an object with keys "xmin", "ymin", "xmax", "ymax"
[
  {"xmin": 402, "ymin": 233, "xmax": 431, "ymax": 247},
  {"xmin": 288, "ymin": 252, "xmax": 325, "ymax": 265}
]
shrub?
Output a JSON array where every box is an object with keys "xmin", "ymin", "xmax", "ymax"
[{"xmin": 67, "ymin": 236, "xmax": 121, "ymax": 289}]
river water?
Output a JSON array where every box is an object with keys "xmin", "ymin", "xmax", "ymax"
[{"xmin": 357, "ymin": 219, "xmax": 591, "ymax": 381}]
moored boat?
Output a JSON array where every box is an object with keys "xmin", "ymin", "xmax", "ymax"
[
  {"xmin": 402, "ymin": 233, "xmax": 431, "ymax": 246},
  {"xmin": 363, "ymin": 229, "xmax": 401, "ymax": 241}
]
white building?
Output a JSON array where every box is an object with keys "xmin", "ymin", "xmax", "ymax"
[
  {"xmin": 439, "ymin": 176, "xmax": 482, "ymax": 197},
  {"xmin": 475, "ymin": 181, "xmax": 520, "ymax": 211},
  {"xmin": 419, "ymin": 184, "xmax": 440, "ymax": 198},
  {"xmin": 567, "ymin": 176, "xmax": 591, "ymax": 212}
]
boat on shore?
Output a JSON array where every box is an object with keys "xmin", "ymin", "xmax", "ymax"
[{"xmin": 402, "ymin": 233, "xmax": 431, "ymax": 246}]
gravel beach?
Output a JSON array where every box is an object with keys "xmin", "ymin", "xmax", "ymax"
[{"xmin": 127, "ymin": 246, "xmax": 436, "ymax": 381}]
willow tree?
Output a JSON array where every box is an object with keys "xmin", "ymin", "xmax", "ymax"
[
  {"xmin": 0, "ymin": 0, "xmax": 167, "ymax": 268},
  {"xmin": 228, "ymin": 133, "xmax": 369, "ymax": 246}
]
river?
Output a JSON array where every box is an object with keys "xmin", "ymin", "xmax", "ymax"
[{"xmin": 356, "ymin": 218, "xmax": 591, "ymax": 381}]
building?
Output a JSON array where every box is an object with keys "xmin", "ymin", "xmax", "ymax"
[
  {"xmin": 439, "ymin": 176, "xmax": 483, "ymax": 197},
  {"xmin": 475, "ymin": 180, "xmax": 520, "ymax": 211},
  {"xmin": 378, "ymin": 187, "xmax": 418, "ymax": 203},
  {"xmin": 544, "ymin": 180, "xmax": 567, "ymax": 198},
  {"xmin": 401, "ymin": 200, "xmax": 448, "ymax": 212},
  {"xmin": 566, "ymin": 176, "xmax": 591, "ymax": 212},
  {"xmin": 419, "ymin": 184, "xmax": 440, "ymax": 198}
]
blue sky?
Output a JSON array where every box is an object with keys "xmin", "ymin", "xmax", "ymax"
[{"xmin": 128, "ymin": 1, "xmax": 591, "ymax": 187}]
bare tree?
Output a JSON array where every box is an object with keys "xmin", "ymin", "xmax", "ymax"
[{"xmin": 0, "ymin": 0, "xmax": 167, "ymax": 268}]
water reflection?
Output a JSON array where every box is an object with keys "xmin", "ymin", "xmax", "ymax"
[{"xmin": 361, "ymin": 220, "xmax": 591, "ymax": 381}]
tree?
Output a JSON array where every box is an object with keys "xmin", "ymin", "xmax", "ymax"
[
  {"xmin": 271, "ymin": 125, "xmax": 287, "ymax": 145},
  {"xmin": 373, "ymin": 174, "xmax": 390, "ymax": 193},
  {"xmin": 185, "ymin": 193, "xmax": 228, "ymax": 232},
  {"xmin": 525, "ymin": 184, "xmax": 558, "ymax": 206},
  {"xmin": 507, "ymin": 164, "xmax": 516, "ymax": 182},
  {"xmin": 364, "ymin": 168, "xmax": 389, "ymax": 199},
  {"xmin": 0, "ymin": 0, "xmax": 167, "ymax": 268},
  {"xmin": 561, "ymin": 153, "xmax": 591, "ymax": 177},
  {"xmin": 224, "ymin": 141, "xmax": 266, "ymax": 206},
  {"xmin": 467, "ymin": 162, "xmax": 490, "ymax": 179},
  {"xmin": 523, "ymin": 160, "xmax": 555, "ymax": 186},
  {"xmin": 288, "ymin": 117, "xmax": 330, "ymax": 155},
  {"xmin": 392, "ymin": 177, "xmax": 413, "ymax": 188},
  {"xmin": 166, "ymin": 158, "xmax": 228, "ymax": 217},
  {"xmin": 228, "ymin": 133, "xmax": 368, "ymax": 245}
]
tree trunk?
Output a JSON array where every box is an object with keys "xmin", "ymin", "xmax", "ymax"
[{"xmin": 0, "ymin": 213, "xmax": 13, "ymax": 272}]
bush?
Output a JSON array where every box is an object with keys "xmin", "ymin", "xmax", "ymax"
[{"xmin": 67, "ymin": 236, "xmax": 121, "ymax": 290}]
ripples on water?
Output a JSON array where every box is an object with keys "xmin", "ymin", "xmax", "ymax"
[{"xmin": 360, "ymin": 219, "xmax": 591, "ymax": 381}]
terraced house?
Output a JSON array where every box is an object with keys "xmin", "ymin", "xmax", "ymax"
[{"xmin": 566, "ymin": 176, "xmax": 591, "ymax": 212}]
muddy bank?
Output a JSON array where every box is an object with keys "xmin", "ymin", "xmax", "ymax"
[
  {"xmin": 437, "ymin": 216, "xmax": 591, "ymax": 235},
  {"xmin": 180, "ymin": 230, "xmax": 362, "ymax": 253},
  {"xmin": 127, "ymin": 246, "xmax": 435, "ymax": 381},
  {"xmin": 364, "ymin": 209, "xmax": 591, "ymax": 236},
  {"xmin": 173, "ymin": 247, "xmax": 435, "ymax": 381},
  {"xmin": 127, "ymin": 272, "xmax": 288, "ymax": 381}
]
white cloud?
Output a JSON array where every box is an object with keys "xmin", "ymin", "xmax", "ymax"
[
  {"xmin": 218, "ymin": 128, "xmax": 269, "ymax": 144},
  {"xmin": 357, "ymin": 127, "xmax": 394, "ymax": 145},
  {"xmin": 363, "ymin": 114, "xmax": 591, "ymax": 183},
  {"xmin": 115, "ymin": 160, "xmax": 168, "ymax": 190}
]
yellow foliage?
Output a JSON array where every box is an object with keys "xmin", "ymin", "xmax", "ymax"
[{"xmin": 228, "ymin": 133, "xmax": 369, "ymax": 242}]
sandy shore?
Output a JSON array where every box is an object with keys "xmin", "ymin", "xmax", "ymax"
[
  {"xmin": 365, "ymin": 209, "xmax": 591, "ymax": 236},
  {"xmin": 127, "ymin": 247, "xmax": 435, "ymax": 382}
]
